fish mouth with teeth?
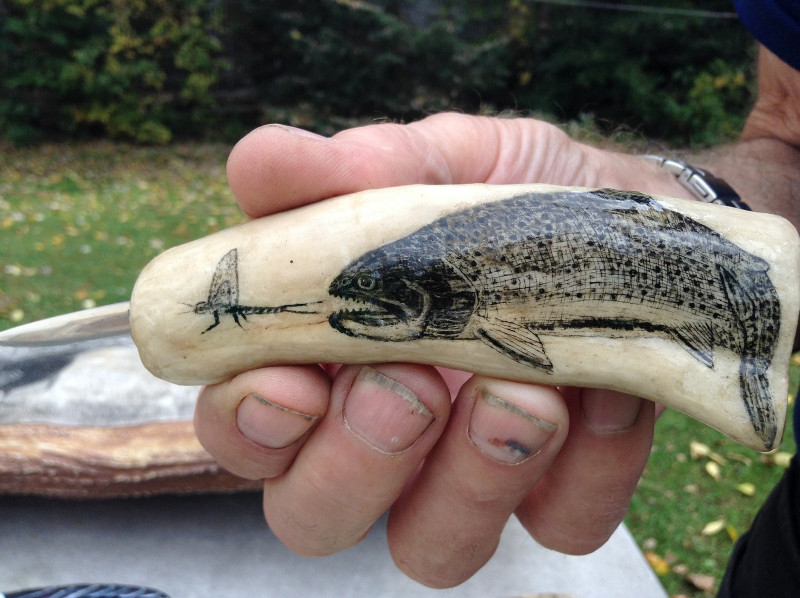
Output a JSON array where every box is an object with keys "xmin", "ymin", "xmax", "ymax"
[{"xmin": 328, "ymin": 268, "xmax": 436, "ymax": 340}]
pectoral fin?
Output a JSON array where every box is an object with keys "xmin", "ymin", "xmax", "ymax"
[
  {"xmin": 478, "ymin": 320, "xmax": 553, "ymax": 371},
  {"xmin": 671, "ymin": 322, "xmax": 715, "ymax": 368}
]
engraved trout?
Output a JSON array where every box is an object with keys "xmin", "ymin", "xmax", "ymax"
[{"xmin": 328, "ymin": 189, "xmax": 781, "ymax": 446}]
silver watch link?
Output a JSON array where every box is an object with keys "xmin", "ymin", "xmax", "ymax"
[{"xmin": 644, "ymin": 155, "xmax": 751, "ymax": 211}]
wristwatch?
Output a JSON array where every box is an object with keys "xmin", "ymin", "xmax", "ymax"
[{"xmin": 644, "ymin": 155, "xmax": 751, "ymax": 211}]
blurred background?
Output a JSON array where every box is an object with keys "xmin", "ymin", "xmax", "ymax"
[{"xmin": 0, "ymin": 0, "xmax": 753, "ymax": 147}]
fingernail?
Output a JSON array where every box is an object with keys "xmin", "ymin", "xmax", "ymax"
[
  {"xmin": 343, "ymin": 367, "xmax": 433, "ymax": 454},
  {"xmin": 469, "ymin": 389, "xmax": 557, "ymax": 464},
  {"xmin": 582, "ymin": 391, "xmax": 642, "ymax": 434},
  {"xmin": 237, "ymin": 393, "xmax": 318, "ymax": 449},
  {"xmin": 263, "ymin": 123, "xmax": 330, "ymax": 141}
]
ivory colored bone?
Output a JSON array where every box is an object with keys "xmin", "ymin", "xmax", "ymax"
[{"xmin": 130, "ymin": 184, "xmax": 800, "ymax": 451}]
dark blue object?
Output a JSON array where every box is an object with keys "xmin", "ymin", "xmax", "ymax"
[
  {"xmin": 2, "ymin": 584, "xmax": 170, "ymax": 598},
  {"xmin": 734, "ymin": 0, "xmax": 800, "ymax": 71}
]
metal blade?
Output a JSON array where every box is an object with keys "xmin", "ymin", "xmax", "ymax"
[{"xmin": 0, "ymin": 302, "xmax": 131, "ymax": 347}]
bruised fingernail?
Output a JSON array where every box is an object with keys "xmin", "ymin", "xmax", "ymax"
[
  {"xmin": 237, "ymin": 393, "xmax": 318, "ymax": 449},
  {"xmin": 469, "ymin": 390, "xmax": 557, "ymax": 464},
  {"xmin": 343, "ymin": 367, "xmax": 433, "ymax": 454},
  {"xmin": 582, "ymin": 392, "xmax": 642, "ymax": 434}
]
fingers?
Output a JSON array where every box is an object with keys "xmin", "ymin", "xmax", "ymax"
[
  {"xmin": 196, "ymin": 362, "xmax": 652, "ymax": 581},
  {"xmin": 195, "ymin": 365, "xmax": 331, "ymax": 480},
  {"xmin": 199, "ymin": 363, "xmax": 453, "ymax": 556},
  {"xmin": 387, "ymin": 378, "xmax": 569, "ymax": 588},
  {"xmin": 515, "ymin": 388, "xmax": 655, "ymax": 555},
  {"xmin": 262, "ymin": 364, "xmax": 452, "ymax": 556}
]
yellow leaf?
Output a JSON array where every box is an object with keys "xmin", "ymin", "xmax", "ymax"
[
  {"xmin": 705, "ymin": 461, "xmax": 722, "ymax": 481},
  {"xmin": 737, "ymin": 482, "xmax": 756, "ymax": 497},
  {"xmin": 690, "ymin": 441, "xmax": 710, "ymax": 460},
  {"xmin": 644, "ymin": 551, "xmax": 671, "ymax": 576},
  {"xmin": 701, "ymin": 518, "xmax": 726, "ymax": 536},
  {"xmin": 726, "ymin": 523, "xmax": 740, "ymax": 542}
]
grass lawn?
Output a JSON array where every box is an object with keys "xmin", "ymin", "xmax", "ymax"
[{"xmin": 1, "ymin": 142, "xmax": 796, "ymax": 597}]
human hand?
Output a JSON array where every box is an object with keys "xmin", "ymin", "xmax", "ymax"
[{"xmin": 194, "ymin": 113, "xmax": 689, "ymax": 587}]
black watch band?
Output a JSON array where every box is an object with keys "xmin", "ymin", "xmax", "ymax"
[{"xmin": 644, "ymin": 155, "xmax": 751, "ymax": 211}]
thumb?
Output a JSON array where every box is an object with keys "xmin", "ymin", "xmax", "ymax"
[{"xmin": 226, "ymin": 113, "xmax": 583, "ymax": 218}]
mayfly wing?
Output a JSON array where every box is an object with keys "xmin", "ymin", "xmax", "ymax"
[
  {"xmin": 206, "ymin": 248, "xmax": 239, "ymax": 310},
  {"xmin": 194, "ymin": 248, "xmax": 241, "ymax": 331}
]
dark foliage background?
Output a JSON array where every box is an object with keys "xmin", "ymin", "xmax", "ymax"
[{"xmin": 0, "ymin": 0, "xmax": 755, "ymax": 146}]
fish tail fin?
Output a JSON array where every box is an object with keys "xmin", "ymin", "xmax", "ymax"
[
  {"xmin": 718, "ymin": 263, "xmax": 781, "ymax": 449},
  {"xmin": 739, "ymin": 356, "xmax": 778, "ymax": 449}
]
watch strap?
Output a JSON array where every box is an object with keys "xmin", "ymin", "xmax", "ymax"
[{"xmin": 644, "ymin": 155, "xmax": 751, "ymax": 211}]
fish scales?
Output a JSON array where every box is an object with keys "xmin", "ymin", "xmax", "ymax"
[
  {"xmin": 328, "ymin": 189, "xmax": 781, "ymax": 445},
  {"xmin": 420, "ymin": 192, "xmax": 752, "ymax": 337}
]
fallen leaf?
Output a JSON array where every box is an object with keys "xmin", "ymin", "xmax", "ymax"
[
  {"xmin": 736, "ymin": 482, "xmax": 756, "ymax": 497},
  {"xmin": 645, "ymin": 551, "xmax": 670, "ymax": 576},
  {"xmin": 774, "ymin": 452, "xmax": 792, "ymax": 468},
  {"xmin": 687, "ymin": 573, "xmax": 716, "ymax": 593},
  {"xmin": 690, "ymin": 441, "xmax": 710, "ymax": 460},
  {"xmin": 726, "ymin": 522, "xmax": 740, "ymax": 542},
  {"xmin": 701, "ymin": 518, "xmax": 726, "ymax": 536},
  {"xmin": 705, "ymin": 461, "xmax": 722, "ymax": 481},
  {"xmin": 673, "ymin": 564, "xmax": 690, "ymax": 576}
]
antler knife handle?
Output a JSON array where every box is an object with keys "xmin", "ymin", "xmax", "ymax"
[{"xmin": 130, "ymin": 184, "xmax": 800, "ymax": 451}]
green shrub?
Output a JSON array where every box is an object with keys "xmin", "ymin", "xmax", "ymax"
[
  {"xmin": 0, "ymin": 0, "xmax": 227, "ymax": 144},
  {"xmin": 466, "ymin": 0, "xmax": 755, "ymax": 145},
  {"xmin": 0, "ymin": 0, "xmax": 756, "ymax": 146},
  {"xmin": 220, "ymin": 0, "xmax": 508, "ymax": 130}
]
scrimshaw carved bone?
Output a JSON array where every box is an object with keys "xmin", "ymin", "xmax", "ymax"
[{"xmin": 130, "ymin": 185, "xmax": 800, "ymax": 451}]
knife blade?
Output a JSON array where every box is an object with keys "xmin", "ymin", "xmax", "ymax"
[
  {"xmin": 0, "ymin": 302, "xmax": 131, "ymax": 347},
  {"xmin": 0, "ymin": 184, "xmax": 798, "ymax": 451}
]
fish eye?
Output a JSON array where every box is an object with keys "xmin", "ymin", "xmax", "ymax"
[{"xmin": 357, "ymin": 273, "xmax": 377, "ymax": 290}]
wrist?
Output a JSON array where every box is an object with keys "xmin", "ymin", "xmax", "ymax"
[{"xmin": 577, "ymin": 145, "xmax": 697, "ymax": 200}]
